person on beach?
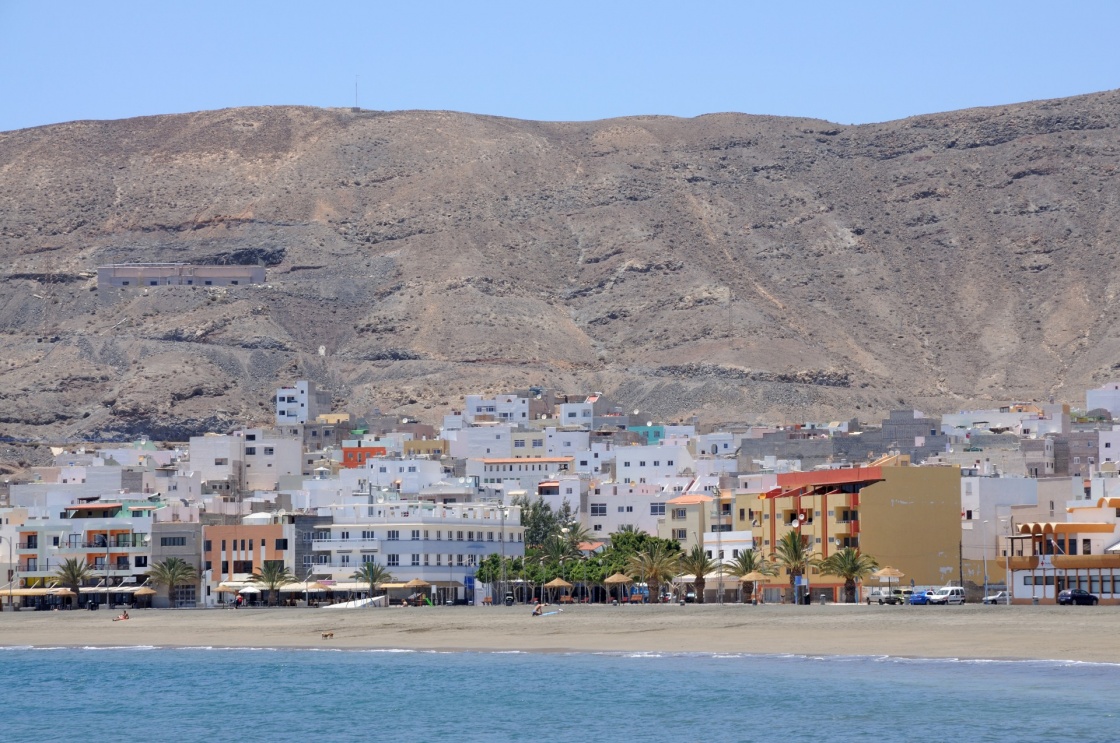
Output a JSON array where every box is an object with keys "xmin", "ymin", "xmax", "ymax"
[
  {"xmin": 113, "ymin": 610, "xmax": 129, "ymax": 622},
  {"xmin": 532, "ymin": 603, "xmax": 544, "ymax": 617}
]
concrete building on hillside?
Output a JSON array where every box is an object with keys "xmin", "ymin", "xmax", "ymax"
[
  {"xmin": 98, "ymin": 262, "xmax": 265, "ymax": 288},
  {"xmin": 275, "ymin": 381, "xmax": 331, "ymax": 425},
  {"xmin": 1087, "ymin": 382, "xmax": 1120, "ymax": 417}
]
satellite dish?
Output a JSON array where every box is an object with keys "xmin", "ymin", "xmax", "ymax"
[
  {"xmin": 318, "ymin": 345, "xmax": 326, "ymax": 356},
  {"xmin": 647, "ymin": 421, "xmax": 652, "ymax": 427},
  {"xmin": 376, "ymin": 494, "xmax": 385, "ymax": 504}
]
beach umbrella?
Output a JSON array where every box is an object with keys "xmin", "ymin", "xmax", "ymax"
[
  {"xmin": 238, "ymin": 586, "xmax": 261, "ymax": 595},
  {"xmin": 544, "ymin": 577, "xmax": 573, "ymax": 603},
  {"xmin": 739, "ymin": 571, "xmax": 770, "ymax": 603},
  {"xmin": 403, "ymin": 578, "xmax": 431, "ymax": 605},
  {"xmin": 133, "ymin": 587, "xmax": 157, "ymax": 596},
  {"xmin": 604, "ymin": 572, "xmax": 632, "ymax": 603},
  {"xmin": 872, "ymin": 566, "xmax": 905, "ymax": 600}
]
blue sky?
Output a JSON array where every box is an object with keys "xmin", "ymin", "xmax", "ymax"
[{"xmin": 1, "ymin": 1, "xmax": 1117, "ymax": 132}]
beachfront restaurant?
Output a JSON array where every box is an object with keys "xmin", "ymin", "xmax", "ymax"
[{"xmin": 1007, "ymin": 521, "xmax": 1120, "ymax": 604}]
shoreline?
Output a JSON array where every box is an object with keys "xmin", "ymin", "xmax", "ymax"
[{"xmin": 3, "ymin": 603, "xmax": 1117, "ymax": 663}]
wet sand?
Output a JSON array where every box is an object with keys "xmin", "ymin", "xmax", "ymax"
[{"xmin": 3, "ymin": 603, "xmax": 1116, "ymax": 662}]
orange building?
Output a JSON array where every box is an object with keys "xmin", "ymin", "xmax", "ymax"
[
  {"xmin": 202, "ymin": 521, "xmax": 296, "ymax": 604},
  {"xmin": 341, "ymin": 444, "xmax": 388, "ymax": 468}
]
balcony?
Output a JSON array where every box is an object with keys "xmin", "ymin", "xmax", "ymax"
[{"xmin": 311, "ymin": 537, "xmax": 381, "ymax": 549}]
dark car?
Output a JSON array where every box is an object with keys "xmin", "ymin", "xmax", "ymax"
[{"xmin": 1057, "ymin": 589, "xmax": 1099, "ymax": 606}]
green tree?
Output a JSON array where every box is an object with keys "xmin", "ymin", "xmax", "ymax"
[
  {"xmin": 511, "ymin": 494, "xmax": 558, "ymax": 548},
  {"xmin": 351, "ymin": 562, "xmax": 394, "ymax": 603},
  {"xmin": 677, "ymin": 544, "xmax": 722, "ymax": 604},
  {"xmin": 52, "ymin": 558, "xmax": 94, "ymax": 607},
  {"xmin": 773, "ymin": 530, "xmax": 817, "ymax": 603},
  {"xmin": 249, "ymin": 561, "xmax": 296, "ymax": 606},
  {"xmin": 146, "ymin": 557, "xmax": 199, "ymax": 607},
  {"xmin": 816, "ymin": 547, "xmax": 879, "ymax": 603},
  {"xmin": 725, "ymin": 548, "xmax": 777, "ymax": 603},
  {"xmin": 626, "ymin": 543, "xmax": 680, "ymax": 604}
]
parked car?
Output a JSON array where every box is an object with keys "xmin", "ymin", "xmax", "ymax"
[
  {"xmin": 870, "ymin": 588, "xmax": 904, "ymax": 605},
  {"xmin": 1057, "ymin": 589, "xmax": 1099, "ymax": 606},
  {"xmin": 910, "ymin": 590, "xmax": 935, "ymax": 605},
  {"xmin": 983, "ymin": 591, "xmax": 1011, "ymax": 605},
  {"xmin": 927, "ymin": 586, "xmax": 966, "ymax": 605}
]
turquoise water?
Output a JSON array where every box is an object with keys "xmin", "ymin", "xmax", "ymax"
[{"xmin": 1, "ymin": 648, "xmax": 1117, "ymax": 742}]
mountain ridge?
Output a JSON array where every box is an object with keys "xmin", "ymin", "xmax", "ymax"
[{"xmin": 1, "ymin": 90, "xmax": 1119, "ymax": 444}]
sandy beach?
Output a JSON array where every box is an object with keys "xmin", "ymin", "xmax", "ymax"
[{"xmin": 3, "ymin": 603, "xmax": 1117, "ymax": 662}]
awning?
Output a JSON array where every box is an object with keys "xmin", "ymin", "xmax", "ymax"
[
  {"xmin": 280, "ymin": 582, "xmax": 328, "ymax": 592},
  {"xmin": 1016, "ymin": 522, "xmax": 1115, "ymax": 535}
]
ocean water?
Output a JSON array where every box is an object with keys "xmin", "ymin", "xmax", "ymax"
[{"xmin": 1, "ymin": 648, "xmax": 1117, "ymax": 743}]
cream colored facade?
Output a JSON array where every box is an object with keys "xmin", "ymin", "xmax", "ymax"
[{"xmin": 739, "ymin": 459, "xmax": 962, "ymax": 601}]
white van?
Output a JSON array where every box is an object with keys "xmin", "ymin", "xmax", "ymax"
[{"xmin": 927, "ymin": 586, "xmax": 965, "ymax": 605}]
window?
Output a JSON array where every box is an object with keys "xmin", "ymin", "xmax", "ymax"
[
  {"xmin": 221, "ymin": 561, "xmax": 229, "ymax": 573},
  {"xmin": 674, "ymin": 529, "xmax": 688, "ymax": 540},
  {"xmin": 362, "ymin": 554, "xmax": 377, "ymax": 564},
  {"xmin": 263, "ymin": 447, "xmax": 274, "ymax": 456},
  {"xmin": 214, "ymin": 458, "xmax": 228, "ymax": 466},
  {"xmin": 618, "ymin": 506, "xmax": 625, "ymax": 513},
  {"xmin": 204, "ymin": 540, "xmax": 212, "ymax": 552},
  {"xmin": 387, "ymin": 530, "xmax": 399, "ymax": 541},
  {"xmin": 667, "ymin": 460, "xmax": 674, "ymax": 466},
  {"xmin": 411, "ymin": 530, "xmax": 420, "ymax": 541},
  {"xmin": 134, "ymin": 556, "xmax": 148, "ymax": 567},
  {"xmin": 626, "ymin": 506, "xmax": 633, "ymax": 513},
  {"xmin": 650, "ymin": 503, "xmax": 665, "ymax": 516},
  {"xmin": 639, "ymin": 461, "xmax": 646, "ymax": 467},
  {"xmin": 274, "ymin": 539, "xmax": 288, "ymax": 550},
  {"xmin": 160, "ymin": 537, "xmax": 186, "ymax": 547},
  {"xmin": 411, "ymin": 554, "xmax": 421, "ymax": 566},
  {"xmin": 221, "ymin": 540, "xmax": 226, "ymax": 551},
  {"xmin": 623, "ymin": 461, "xmax": 631, "ymax": 467},
  {"xmin": 673, "ymin": 508, "xmax": 687, "ymax": 520},
  {"xmin": 487, "ymin": 532, "xmax": 494, "ymax": 541},
  {"xmin": 456, "ymin": 531, "xmax": 464, "ymax": 541},
  {"xmin": 514, "ymin": 440, "xmax": 526, "ymax": 448},
  {"xmin": 245, "ymin": 447, "xmax": 256, "ymax": 455},
  {"xmin": 532, "ymin": 440, "xmax": 543, "ymax": 448},
  {"xmin": 591, "ymin": 503, "xmax": 606, "ymax": 516},
  {"xmin": 593, "ymin": 524, "xmax": 602, "ymax": 531},
  {"xmin": 387, "ymin": 554, "xmax": 399, "ymax": 567},
  {"xmin": 233, "ymin": 560, "xmax": 253, "ymax": 573}
]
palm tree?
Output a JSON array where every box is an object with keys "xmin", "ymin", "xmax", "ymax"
[
  {"xmin": 249, "ymin": 561, "xmax": 296, "ymax": 606},
  {"xmin": 626, "ymin": 543, "xmax": 679, "ymax": 604},
  {"xmin": 816, "ymin": 547, "xmax": 879, "ymax": 603},
  {"xmin": 773, "ymin": 530, "xmax": 817, "ymax": 604},
  {"xmin": 677, "ymin": 544, "xmax": 722, "ymax": 604},
  {"xmin": 52, "ymin": 558, "xmax": 94, "ymax": 608},
  {"xmin": 725, "ymin": 549, "xmax": 778, "ymax": 603},
  {"xmin": 351, "ymin": 562, "xmax": 393, "ymax": 604},
  {"xmin": 146, "ymin": 557, "xmax": 198, "ymax": 607}
]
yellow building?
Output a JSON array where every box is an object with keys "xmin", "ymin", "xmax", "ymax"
[
  {"xmin": 403, "ymin": 439, "xmax": 449, "ymax": 458},
  {"xmin": 742, "ymin": 457, "xmax": 962, "ymax": 602}
]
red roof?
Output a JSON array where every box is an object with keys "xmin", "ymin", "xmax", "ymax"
[{"xmin": 775, "ymin": 467, "xmax": 883, "ymax": 489}]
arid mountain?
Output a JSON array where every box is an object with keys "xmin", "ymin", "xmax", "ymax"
[{"xmin": 1, "ymin": 92, "xmax": 1119, "ymax": 446}]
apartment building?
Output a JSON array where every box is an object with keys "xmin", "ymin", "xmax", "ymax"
[{"xmin": 307, "ymin": 498, "xmax": 524, "ymax": 603}]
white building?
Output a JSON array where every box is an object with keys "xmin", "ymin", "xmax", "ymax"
[
  {"xmin": 463, "ymin": 394, "xmax": 529, "ymax": 425},
  {"xmin": 1087, "ymin": 382, "xmax": 1120, "ymax": 417},
  {"xmin": 556, "ymin": 401, "xmax": 594, "ymax": 429},
  {"xmin": 275, "ymin": 381, "xmax": 330, "ymax": 425},
  {"xmin": 468, "ymin": 457, "xmax": 574, "ymax": 492},
  {"xmin": 444, "ymin": 423, "xmax": 515, "ymax": 460},
  {"xmin": 614, "ymin": 445, "xmax": 694, "ymax": 485},
  {"xmin": 307, "ymin": 497, "xmax": 524, "ymax": 603}
]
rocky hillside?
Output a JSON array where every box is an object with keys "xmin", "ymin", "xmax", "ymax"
[{"xmin": 1, "ymin": 92, "xmax": 1119, "ymax": 444}]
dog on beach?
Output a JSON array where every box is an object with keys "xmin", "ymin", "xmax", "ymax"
[{"xmin": 321, "ymin": 632, "xmax": 334, "ymax": 639}]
